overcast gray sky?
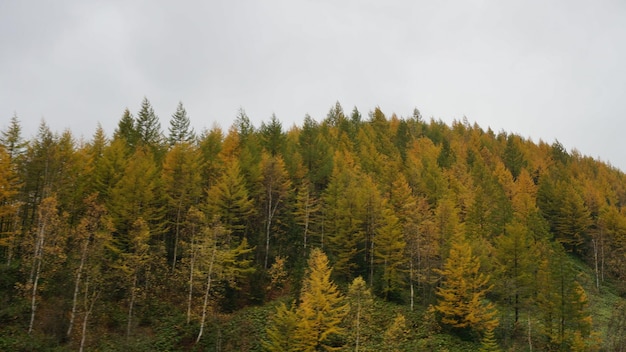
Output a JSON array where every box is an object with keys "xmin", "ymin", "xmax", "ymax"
[{"xmin": 1, "ymin": 0, "xmax": 626, "ymax": 170}]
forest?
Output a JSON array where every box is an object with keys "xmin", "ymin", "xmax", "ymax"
[{"xmin": 1, "ymin": 99, "xmax": 626, "ymax": 351}]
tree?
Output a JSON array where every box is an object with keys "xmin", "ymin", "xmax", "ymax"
[
  {"xmin": 384, "ymin": 313, "xmax": 407, "ymax": 352},
  {"xmin": 435, "ymin": 232, "xmax": 498, "ymax": 335},
  {"xmin": 161, "ymin": 142, "xmax": 202, "ymax": 270},
  {"xmin": 118, "ymin": 218, "xmax": 151, "ymax": 338},
  {"xmin": 294, "ymin": 248, "xmax": 348, "ymax": 351},
  {"xmin": 168, "ymin": 101, "xmax": 196, "ymax": 145},
  {"xmin": 135, "ymin": 97, "xmax": 162, "ymax": 148},
  {"xmin": 293, "ymin": 179, "xmax": 320, "ymax": 253},
  {"xmin": 25, "ymin": 196, "xmax": 65, "ymax": 334},
  {"xmin": 113, "ymin": 108, "xmax": 138, "ymax": 148},
  {"xmin": 195, "ymin": 216, "xmax": 254, "ymax": 343},
  {"xmin": 374, "ymin": 205, "xmax": 405, "ymax": 299},
  {"xmin": 346, "ymin": 276, "xmax": 373, "ymax": 351},
  {"xmin": 259, "ymin": 153, "xmax": 292, "ymax": 269},
  {"xmin": 66, "ymin": 194, "xmax": 113, "ymax": 347},
  {"xmin": 263, "ymin": 301, "xmax": 298, "ymax": 352},
  {"xmin": 1, "ymin": 113, "xmax": 27, "ymax": 161},
  {"xmin": 206, "ymin": 158, "xmax": 254, "ymax": 241},
  {"xmin": 0, "ymin": 145, "xmax": 21, "ymax": 266},
  {"xmin": 260, "ymin": 114, "xmax": 285, "ymax": 156}
]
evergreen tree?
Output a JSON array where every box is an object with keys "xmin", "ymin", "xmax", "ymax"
[
  {"xmin": 113, "ymin": 108, "xmax": 138, "ymax": 148},
  {"xmin": 1, "ymin": 113, "xmax": 27, "ymax": 160},
  {"xmin": 168, "ymin": 101, "xmax": 195, "ymax": 145},
  {"xmin": 135, "ymin": 97, "xmax": 162, "ymax": 147}
]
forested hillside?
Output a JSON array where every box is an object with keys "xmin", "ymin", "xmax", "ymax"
[{"xmin": 2, "ymin": 100, "xmax": 626, "ymax": 351}]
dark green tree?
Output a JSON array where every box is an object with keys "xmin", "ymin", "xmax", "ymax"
[{"xmin": 168, "ymin": 101, "xmax": 196, "ymax": 145}]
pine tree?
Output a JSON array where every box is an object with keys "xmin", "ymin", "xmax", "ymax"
[{"xmin": 294, "ymin": 248, "xmax": 349, "ymax": 351}]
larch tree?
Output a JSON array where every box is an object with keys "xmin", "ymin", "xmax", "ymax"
[
  {"xmin": 0, "ymin": 145, "xmax": 21, "ymax": 266},
  {"xmin": 435, "ymin": 232, "xmax": 499, "ymax": 335},
  {"xmin": 322, "ymin": 150, "xmax": 366, "ymax": 279},
  {"xmin": 293, "ymin": 179, "xmax": 320, "ymax": 253},
  {"xmin": 346, "ymin": 276, "xmax": 373, "ymax": 351},
  {"xmin": 161, "ymin": 142, "xmax": 202, "ymax": 271},
  {"xmin": 206, "ymin": 158, "xmax": 254, "ymax": 242},
  {"xmin": 373, "ymin": 205, "xmax": 405, "ymax": 299},
  {"xmin": 259, "ymin": 152, "xmax": 292, "ymax": 269},
  {"xmin": 294, "ymin": 248, "xmax": 348, "ymax": 351},
  {"xmin": 263, "ymin": 301, "xmax": 298, "ymax": 352}
]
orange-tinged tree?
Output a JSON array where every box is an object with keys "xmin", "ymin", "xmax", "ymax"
[
  {"xmin": 435, "ymin": 232, "xmax": 498, "ymax": 335},
  {"xmin": 294, "ymin": 248, "xmax": 348, "ymax": 351}
]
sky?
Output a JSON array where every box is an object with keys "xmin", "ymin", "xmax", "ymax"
[{"xmin": 1, "ymin": 0, "xmax": 626, "ymax": 170}]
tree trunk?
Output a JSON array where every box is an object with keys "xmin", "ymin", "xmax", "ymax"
[
  {"xmin": 68, "ymin": 238, "xmax": 89, "ymax": 337},
  {"xmin": 28, "ymin": 217, "xmax": 47, "ymax": 334},
  {"xmin": 187, "ymin": 232, "xmax": 197, "ymax": 324},
  {"xmin": 172, "ymin": 201, "xmax": 183, "ymax": 272},
  {"xmin": 126, "ymin": 273, "xmax": 138, "ymax": 338},
  {"xmin": 79, "ymin": 279, "xmax": 99, "ymax": 352},
  {"xmin": 196, "ymin": 243, "xmax": 217, "ymax": 343}
]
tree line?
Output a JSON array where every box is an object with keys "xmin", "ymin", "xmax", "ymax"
[{"xmin": 1, "ymin": 99, "xmax": 626, "ymax": 350}]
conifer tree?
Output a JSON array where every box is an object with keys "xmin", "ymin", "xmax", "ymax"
[
  {"xmin": 168, "ymin": 101, "xmax": 196, "ymax": 145},
  {"xmin": 0, "ymin": 145, "xmax": 20, "ymax": 265},
  {"xmin": 294, "ymin": 248, "xmax": 348, "ymax": 351},
  {"xmin": 136, "ymin": 97, "xmax": 162, "ymax": 147},
  {"xmin": 263, "ymin": 302, "xmax": 298, "ymax": 352},
  {"xmin": 114, "ymin": 108, "xmax": 138, "ymax": 149},
  {"xmin": 259, "ymin": 153, "xmax": 292, "ymax": 269},
  {"xmin": 206, "ymin": 158, "xmax": 254, "ymax": 241},
  {"xmin": 435, "ymin": 232, "xmax": 498, "ymax": 334},
  {"xmin": 347, "ymin": 276, "xmax": 373, "ymax": 351},
  {"xmin": 1, "ymin": 113, "xmax": 27, "ymax": 160},
  {"xmin": 162, "ymin": 142, "xmax": 202, "ymax": 270},
  {"xmin": 374, "ymin": 205, "xmax": 405, "ymax": 299}
]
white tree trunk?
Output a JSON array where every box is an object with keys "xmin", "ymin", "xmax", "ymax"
[
  {"xmin": 68, "ymin": 238, "xmax": 89, "ymax": 337},
  {"xmin": 196, "ymin": 243, "xmax": 217, "ymax": 344},
  {"xmin": 126, "ymin": 273, "xmax": 138, "ymax": 338}
]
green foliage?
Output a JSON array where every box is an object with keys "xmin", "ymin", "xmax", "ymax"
[{"xmin": 2, "ymin": 103, "xmax": 626, "ymax": 351}]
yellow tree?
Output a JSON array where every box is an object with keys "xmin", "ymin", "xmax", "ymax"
[
  {"xmin": 161, "ymin": 141, "xmax": 202, "ymax": 271},
  {"xmin": 435, "ymin": 232, "xmax": 498, "ymax": 335},
  {"xmin": 0, "ymin": 145, "xmax": 20, "ymax": 266},
  {"xmin": 294, "ymin": 248, "xmax": 349, "ymax": 351},
  {"xmin": 346, "ymin": 276, "xmax": 373, "ymax": 351}
]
